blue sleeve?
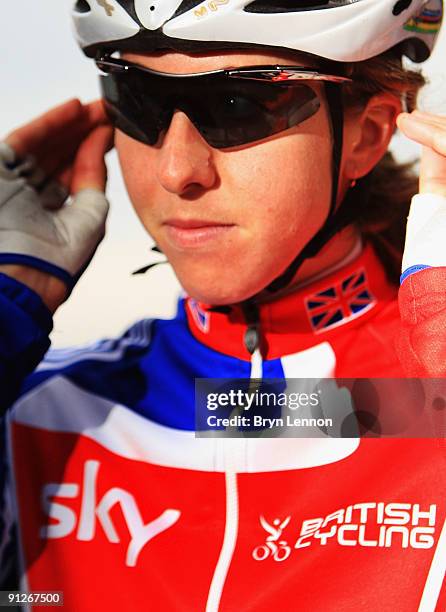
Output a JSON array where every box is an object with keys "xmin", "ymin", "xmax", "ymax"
[
  {"xmin": 0, "ymin": 273, "xmax": 53, "ymax": 415},
  {"xmin": 0, "ymin": 274, "xmax": 53, "ymax": 587},
  {"xmin": 0, "ymin": 418, "xmax": 18, "ymax": 589}
]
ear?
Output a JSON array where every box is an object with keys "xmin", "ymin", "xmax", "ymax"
[{"xmin": 341, "ymin": 93, "xmax": 402, "ymax": 187}]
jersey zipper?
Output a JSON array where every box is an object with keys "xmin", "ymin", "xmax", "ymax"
[
  {"xmin": 205, "ymin": 442, "xmax": 240, "ymax": 612},
  {"xmin": 206, "ymin": 299, "xmax": 263, "ymax": 610}
]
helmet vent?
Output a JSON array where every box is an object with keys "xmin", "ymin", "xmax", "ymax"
[
  {"xmin": 244, "ymin": 0, "xmax": 360, "ymax": 13},
  {"xmin": 393, "ymin": 0, "xmax": 412, "ymax": 16},
  {"xmin": 74, "ymin": 0, "xmax": 91, "ymax": 13}
]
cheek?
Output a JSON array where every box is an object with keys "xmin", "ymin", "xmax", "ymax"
[
  {"xmin": 115, "ymin": 131, "xmax": 158, "ymax": 223},
  {"xmin": 226, "ymin": 130, "xmax": 332, "ymax": 251}
]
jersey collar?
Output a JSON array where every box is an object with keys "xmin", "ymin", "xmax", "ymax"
[{"xmin": 184, "ymin": 243, "xmax": 397, "ymax": 361}]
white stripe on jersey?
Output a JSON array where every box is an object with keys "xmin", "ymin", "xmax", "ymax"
[
  {"xmin": 11, "ymin": 376, "xmax": 358, "ymax": 473},
  {"xmin": 38, "ymin": 319, "xmax": 154, "ymax": 371},
  {"xmin": 281, "ymin": 342, "xmax": 336, "ymax": 378}
]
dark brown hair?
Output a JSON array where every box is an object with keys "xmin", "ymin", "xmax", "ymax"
[{"xmin": 342, "ymin": 50, "xmax": 427, "ymax": 284}]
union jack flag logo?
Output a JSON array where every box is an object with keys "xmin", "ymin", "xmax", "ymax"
[
  {"xmin": 305, "ymin": 268, "xmax": 375, "ymax": 333},
  {"xmin": 188, "ymin": 299, "xmax": 210, "ymax": 333}
]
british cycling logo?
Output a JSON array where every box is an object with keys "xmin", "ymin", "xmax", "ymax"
[
  {"xmin": 252, "ymin": 503, "xmax": 437, "ymax": 562},
  {"xmin": 40, "ymin": 460, "xmax": 181, "ymax": 567},
  {"xmin": 253, "ymin": 516, "xmax": 292, "ymax": 562}
]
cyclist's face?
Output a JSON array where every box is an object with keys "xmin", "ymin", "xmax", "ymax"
[{"xmin": 116, "ymin": 50, "xmax": 334, "ymax": 304}]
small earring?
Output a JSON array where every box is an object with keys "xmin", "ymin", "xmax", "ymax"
[{"xmin": 350, "ymin": 178, "xmax": 357, "ymax": 188}]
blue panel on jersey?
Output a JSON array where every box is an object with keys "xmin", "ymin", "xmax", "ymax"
[
  {"xmin": 136, "ymin": 302, "xmax": 250, "ymax": 429},
  {"xmin": 262, "ymin": 357, "xmax": 285, "ymax": 379},
  {"xmin": 21, "ymin": 301, "xmax": 251, "ymax": 431}
]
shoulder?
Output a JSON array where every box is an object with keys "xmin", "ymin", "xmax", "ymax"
[
  {"xmin": 8, "ymin": 299, "xmax": 215, "ymax": 430},
  {"xmin": 17, "ymin": 296, "xmax": 194, "ymax": 400},
  {"xmin": 14, "ymin": 297, "xmax": 206, "ymax": 403}
]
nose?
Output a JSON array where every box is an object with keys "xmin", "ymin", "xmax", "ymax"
[{"xmin": 156, "ymin": 110, "xmax": 217, "ymax": 195}]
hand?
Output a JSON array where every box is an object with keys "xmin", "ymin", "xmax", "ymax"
[
  {"xmin": 397, "ymin": 110, "xmax": 446, "ymax": 277},
  {"xmin": 0, "ymin": 99, "xmax": 114, "ymax": 311},
  {"xmin": 396, "ymin": 110, "xmax": 446, "ymax": 196}
]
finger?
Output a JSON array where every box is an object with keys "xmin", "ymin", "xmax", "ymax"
[
  {"xmin": 4, "ymin": 99, "xmax": 109, "ymax": 161},
  {"xmin": 420, "ymin": 145, "xmax": 446, "ymax": 196},
  {"xmin": 397, "ymin": 113, "xmax": 446, "ymax": 155},
  {"xmin": 413, "ymin": 109, "xmax": 446, "ymax": 125},
  {"xmin": 4, "ymin": 99, "xmax": 83, "ymax": 157},
  {"xmin": 20, "ymin": 101, "xmax": 110, "ymax": 182},
  {"xmin": 56, "ymin": 166, "xmax": 73, "ymax": 192},
  {"xmin": 84, "ymin": 99, "xmax": 109, "ymax": 126},
  {"xmin": 39, "ymin": 181, "xmax": 70, "ymax": 210},
  {"xmin": 36, "ymin": 120, "xmax": 105, "ymax": 181},
  {"xmin": 71, "ymin": 125, "xmax": 114, "ymax": 194},
  {"xmin": 397, "ymin": 113, "xmax": 446, "ymax": 196},
  {"xmin": 410, "ymin": 111, "xmax": 446, "ymax": 132}
]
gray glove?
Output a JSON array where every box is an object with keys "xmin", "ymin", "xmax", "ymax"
[{"xmin": 0, "ymin": 142, "xmax": 109, "ymax": 289}]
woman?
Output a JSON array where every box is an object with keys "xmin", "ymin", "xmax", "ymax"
[{"xmin": 1, "ymin": 0, "xmax": 446, "ymax": 609}]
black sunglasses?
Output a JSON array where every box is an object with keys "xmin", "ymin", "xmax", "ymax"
[{"xmin": 96, "ymin": 56, "xmax": 352, "ymax": 150}]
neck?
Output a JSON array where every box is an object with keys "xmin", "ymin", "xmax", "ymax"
[{"xmin": 256, "ymin": 224, "xmax": 362, "ymax": 305}]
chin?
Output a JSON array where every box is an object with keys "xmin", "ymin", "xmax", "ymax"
[{"xmin": 178, "ymin": 272, "xmax": 269, "ymax": 306}]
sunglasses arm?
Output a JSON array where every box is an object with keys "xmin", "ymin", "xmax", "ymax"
[
  {"xmin": 227, "ymin": 67, "xmax": 352, "ymax": 84},
  {"xmin": 96, "ymin": 55, "xmax": 352, "ymax": 85}
]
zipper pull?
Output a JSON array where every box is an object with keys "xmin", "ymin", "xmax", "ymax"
[
  {"xmin": 241, "ymin": 301, "xmax": 263, "ymax": 380},
  {"xmin": 244, "ymin": 325, "xmax": 259, "ymax": 355},
  {"xmin": 249, "ymin": 347, "xmax": 263, "ymax": 380}
]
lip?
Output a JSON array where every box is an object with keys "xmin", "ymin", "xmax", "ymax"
[{"xmin": 163, "ymin": 218, "xmax": 235, "ymax": 249}]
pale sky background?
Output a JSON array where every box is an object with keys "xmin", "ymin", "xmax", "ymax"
[{"xmin": 1, "ymin": 1, "xmax": 446, "ymax": 347}]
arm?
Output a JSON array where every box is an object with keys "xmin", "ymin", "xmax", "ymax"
[
  {"xmin": 396, "ymin": 111, "xmax": 446, "ymax": 377},
  {"xmin": 0, "ymin": 274, "xmax": 53, "ymax": 414},
  {"xmin": 0, "ymin": 100, "xmax": 113, "ymax": 411},
  {"xmin": 0, "ymin": 102, "xmax": 114, "ymax": 585},
  {"xmin": 0, "ymin": 271, "xmax": 52, "ymax": 587}
]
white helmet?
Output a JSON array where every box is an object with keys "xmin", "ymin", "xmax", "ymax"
[{"xmin": 73, "ymin": 0, "xmax": 442, "ymax": 63}]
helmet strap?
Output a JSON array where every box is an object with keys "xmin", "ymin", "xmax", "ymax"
[{"xmin": 266, "ymin": 82, "xmax": 358, "ymax": 293}]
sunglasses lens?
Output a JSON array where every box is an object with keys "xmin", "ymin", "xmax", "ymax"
[
  {"xmin": 196, "ymin": 81, "xmax": 320, "ymax": 148},
  {"xmin": 100, "ymin": 74, "xmax": 167, "ymax": 146},
  {"xmin": 100, "ymin": 68, "xmax": 321, "ymax": 149}
]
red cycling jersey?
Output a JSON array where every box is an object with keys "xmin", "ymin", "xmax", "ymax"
[{"xmin": 2, "ymin": 241, "xmax": 446, "ymax": 611}]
